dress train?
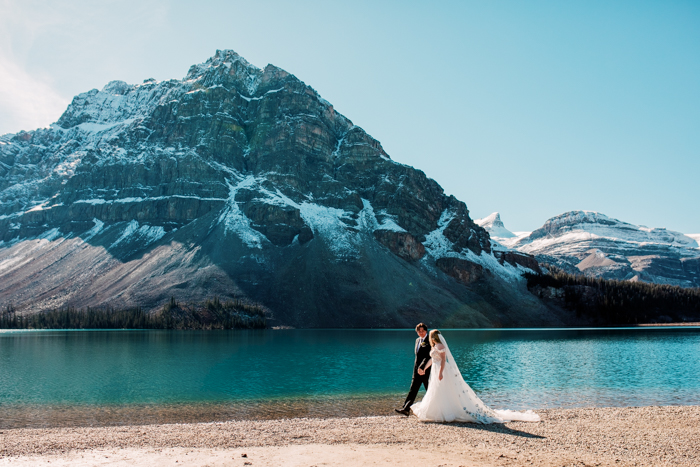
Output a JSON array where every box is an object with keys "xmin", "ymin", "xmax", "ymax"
[{"xmin": 411, "ymin": 337, "xmax": 539, "ymax": 423}]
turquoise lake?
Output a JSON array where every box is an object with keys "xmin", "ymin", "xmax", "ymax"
[{"xmin": 1, "ymin": 328, "xmax": 699, "ymax": 428}]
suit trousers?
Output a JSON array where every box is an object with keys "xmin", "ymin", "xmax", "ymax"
[{"xmin": 403, "ymin": 368, "xmax": 430, "ymax": 410}]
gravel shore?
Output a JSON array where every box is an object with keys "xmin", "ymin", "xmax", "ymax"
[{"xmin": 1, "ymin": 406, "xmax": 698, "ymax": 466}]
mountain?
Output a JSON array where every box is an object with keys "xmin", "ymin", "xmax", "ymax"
[
  {"xmin": 475, "ymin": 212, "xmax": 532, "ymax": 249},
  {"xmin": 0, "ymin": 50, "xmax": 568, "ymax": 328},
  {"xmin": 509, "ymin": 211, "xmax": 700, "ymax": 287},
  {"xmin": 475, "ymin": 212, "xmax": 515, "ymax": 239}
]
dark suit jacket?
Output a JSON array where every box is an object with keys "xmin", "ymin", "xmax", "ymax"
[{"xmin": 414, "ymin": 336, "xmax": 432, "ymax": 374}]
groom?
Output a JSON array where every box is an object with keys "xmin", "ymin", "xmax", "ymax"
[{"xmin": 395, "ymin": 322, "xmax": 432, "ymax": 416}]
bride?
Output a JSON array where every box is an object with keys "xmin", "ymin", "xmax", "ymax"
[{"xmin": 411, "ymin": 330, "xmax": 540, "ymax": 423}]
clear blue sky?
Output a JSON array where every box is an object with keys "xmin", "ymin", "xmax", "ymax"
[{"xmin": 1, "ymin": 0, "xmax": 698, "ymax": 233}]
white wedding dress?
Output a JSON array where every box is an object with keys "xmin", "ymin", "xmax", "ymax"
[{"xmin": 411, "ymin": 336, "xmax": 540, "ymax": 423}]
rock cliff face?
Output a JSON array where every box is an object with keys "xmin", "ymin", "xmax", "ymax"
[{"xmin": 0, "ymin": 50, "xmax": 564, "ymax": 327}]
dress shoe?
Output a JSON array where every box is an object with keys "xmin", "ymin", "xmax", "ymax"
[{"xmin": 394, "ymin": 408, "xmax": 410, "ymax": 416}]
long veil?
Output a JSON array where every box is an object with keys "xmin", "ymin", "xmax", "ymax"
[{"xmin": 437, "ymin": 335, "xmax": 540, "ymax": 423}]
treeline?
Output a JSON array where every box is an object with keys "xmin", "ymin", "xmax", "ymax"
[
  {"xmin": 525, "ymin": 266, "xmax": 700, "ymax": 325},
  {"xmin": 0, "ymin": 297, "xmax": 267, "ymax": 330}
]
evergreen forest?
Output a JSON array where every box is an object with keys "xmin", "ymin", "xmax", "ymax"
[
  {"xmin": 0, "ymin": 297, "xmax": 267, "ymax": 330},
  {"xmin": 525, "ymin": 266, "xmax": 700, "ymax": 325}
]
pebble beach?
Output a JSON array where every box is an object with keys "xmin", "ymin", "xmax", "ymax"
[{"xmin": 1, "ymin": 405, "xmax": 697, "ymax": 466}]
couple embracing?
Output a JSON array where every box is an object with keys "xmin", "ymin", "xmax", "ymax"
[{"xmin": 395, "ymin": 323, "xmax": 540, "ymax": 423}]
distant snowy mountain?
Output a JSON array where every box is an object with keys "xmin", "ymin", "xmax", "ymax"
[
  {"xmin": 0, "ymin": 50, "xmax": 558, "ymax": 328},
  {"xmin": 509, "ymin": 211, "xmax": 700, "ymax": 287},
  {"xmin": 475, "ymin": 212, "xmax": 531, "ymax": 249},
  {"xmin": 475, "ymin": 212, "xmax": 514, "ymax": 238}
]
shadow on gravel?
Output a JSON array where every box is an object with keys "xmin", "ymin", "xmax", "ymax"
[
  {"xmin": 423, "ymin": 421, "xmax": 546, "ymax": 439},
  {"xmin": 465, "ymin": 423, "xmax": 546, "ymax": 439}
]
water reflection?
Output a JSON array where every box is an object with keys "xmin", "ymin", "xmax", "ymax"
[{"xmin": 1, "ymin": 328, "xmax": 699, "ymax": 428}]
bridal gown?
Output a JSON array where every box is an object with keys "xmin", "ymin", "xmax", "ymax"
[{"xmin": 411, "ymin": 337, "xmax": 540, "ymax": 423}]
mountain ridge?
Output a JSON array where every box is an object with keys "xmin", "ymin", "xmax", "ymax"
[
  {"xmin": 480, "ymin": 210, "xmax": 700, "ymax": 287},
  {"xmin": 1, "ymin": 50, "xmax": 569, "ymax": 328}
]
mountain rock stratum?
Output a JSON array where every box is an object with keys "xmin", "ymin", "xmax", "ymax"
[{"xmin": 1, "ymin": 50, "xmax": 584, "ymax": 327}]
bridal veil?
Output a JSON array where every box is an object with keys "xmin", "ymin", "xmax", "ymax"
[{"xmin": 412, "ymin": 335, "xmax": 540, "ymax": 423}]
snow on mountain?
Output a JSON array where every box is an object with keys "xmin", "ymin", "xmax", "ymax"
[
  {"xmin": 688, "ymin": 234, "xmax": 700, "ymax": 247},
  {"xmin": 475, "ymin": 212, "xmax": 514, "ymax": 238},
  {"xmin": 475, "ymin": 212, "xmax": 530, "ymax": 250},
  {"xmin": 515, "ymin": 211, "xmax": 698, "ymax": 255},
  {"xmin": 510, "ymin": 211, "xmax": 700, "ymax": 287}
]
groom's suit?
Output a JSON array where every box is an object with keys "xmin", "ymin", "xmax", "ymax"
[{"xmin": 401, "ymin": 334, "xmax": 432, "ymax": 411}]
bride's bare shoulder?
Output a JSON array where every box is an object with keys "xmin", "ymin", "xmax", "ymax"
[{"xmin": 435, "ymin": 343, "xmax": 446, "ymax": 350}]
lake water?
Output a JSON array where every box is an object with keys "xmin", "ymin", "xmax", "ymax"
[{"xmin": 1, "ymin": 328, "xmax": 699, "ymax": 428}]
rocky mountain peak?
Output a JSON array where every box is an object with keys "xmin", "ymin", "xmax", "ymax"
[
  {"xmin": 476, "ymin": 212, "xmax": 515, "ymax": 239},
  {"xmin": 545, "ymin": 210, "xmax": 616, "ymax": 228},
  {"xmin": 102, "ymin": 80, "xmax": 133, "ymax": 95},
  {"xmin": 527, "ymin": 211, "xmax": 618, "ymax": 241},
  {"xmin": 525, "ymin": 210, "xmax": 696, "ymax": 248},
  {"xmin": 478, "ymin": 212, "xmax": 502, "ymax": 226},
  {"xmin": 185, "ymin": 49, "xmax": 264, "ymax": 95},
  {"xmin": 186, "ymin": 49, "xmax": 258, "ymax": 76}
]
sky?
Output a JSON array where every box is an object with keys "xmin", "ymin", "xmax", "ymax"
[{"xmin": 1, "ymin": 0, "xmax": 698, "ymax": 233}]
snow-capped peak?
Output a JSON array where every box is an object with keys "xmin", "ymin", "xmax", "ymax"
[
  {"xmin": 475, "ymin": 212, "xmax": 515, "ymax": 239},
  {"xmin": 101, "ymin": 80, "xmax": 132, "ymax": 95},
  {"xmin": 541, "ymin": 211, "xmax": 619, "ymax": 231},
  {"xmin": 185, "ymin": 49, "xmax": 263, "ymax": 95},
  {"xmin": 526, "ymin": 210, "xmax": 697, "ymax": 247},
  {"xmin": 186, "ymin": 49, "xmax": 260, "ymax": 79},
  {"xmin": 54, "ymin": 50, "xmax": 268, "ymax": 131},
  {"xmin": 515, "ymin": 210, "xmax": 698, "ymax": 256}
]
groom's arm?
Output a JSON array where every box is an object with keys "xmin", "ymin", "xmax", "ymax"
[{"xmin": 418, "ymin": 347, "xmax": 432, "ymax": 370}]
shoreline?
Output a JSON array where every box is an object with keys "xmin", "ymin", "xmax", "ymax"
[
  {"xmin": 635, "ymin": 322, "xmax": 700, "ymax": 326},
  {"xmin": 2, "ymin": 323, "xmax": 700, "ymax": 334},
  {"xmin": 1, "ymin": 406, "xmax": 698, "ymax": 466}
]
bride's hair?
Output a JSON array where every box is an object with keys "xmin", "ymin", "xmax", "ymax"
[{"xmin": 429, "ymin": 329, "xmax": 442, "ymax": 344}]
